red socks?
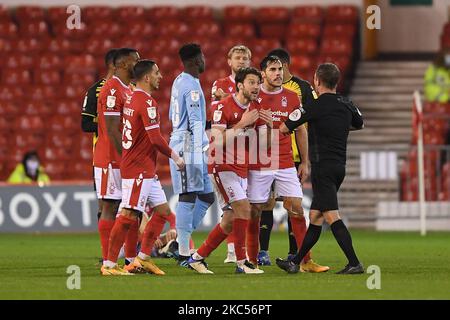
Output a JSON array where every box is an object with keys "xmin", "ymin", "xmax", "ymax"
[
  {"xmin": 290, "ymin": 215, "xmax": 311, "ymax": 262},
  {"xmin": 225, "ymin": 231, "xmax": 234, "ymax": 245},
  {"xmin": 232, "ymin": 218, "xmax": 248, "ymax": 262},
  {"xmin": 98, "ymin": 219, "xmax": 115, "ymax": 261},
  {"xmin": 140, "ymin": 214, "xmax": 167, "ymax": 256},
  {"xmin": 246, "ymin": 217, "xmax": 260, "ymax": 264},
  {"xmin": 124, "ymin": 218, "xmax": 139, "ymax": 258},
  {"xmin": 197, "ymin": 224, "xmax": 228, "ymax": 258},
  {"xmin": 107, "ymin": 215, "xmax": 135, "ymax": 263}
]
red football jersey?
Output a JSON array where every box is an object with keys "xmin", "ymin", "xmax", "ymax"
[
  {"xmin": 208, "ymin": 75, "xmax": 236, "ymax": 122},
  {"xmin": 249, "ymin": 85, "xmax": 301, "ymax": 170},
  {"xmin": 120, "ymin": 89, "xmax": 162, "ymax": 179},
  {"xmin": 93, "ymin": 76, "xmax": 132, "ymax": 169},
  {"xmin": 210, "ymin": 94, "xmax": 265, "ymax": 178}
]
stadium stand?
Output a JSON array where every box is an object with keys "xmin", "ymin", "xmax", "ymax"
[{"xmin": 0, "ymin": 5, "xmax": 359, "ymax": 182}]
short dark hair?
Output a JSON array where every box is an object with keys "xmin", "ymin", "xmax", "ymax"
[
  {"xmin": 179, "ymin": 43, "xmax": 202, "ymax": 62},
  {"xmin": 113, "ymin": 47, "xmax": 138, "ymax": 66},
  {"xmin": 235, "ymin": 67, "xmax": 262, "ymax": 92},
  {"xmin": 133, "ymin": 59, "xmax": 156, "ymax": 81},
  {"xmin": 267, "ymin": 48, "xmax": 290, "ymax": 65},
  {"xmin": 260, "ymin": 55, "xmax": 282, "ymax": 71},
  {"xmin": 104, "ymin": 48, "xmax": 118, "ymax": 67},
  {"xmin": 316, "ymin": 63, "xmax": 340, "ymax": 89}
]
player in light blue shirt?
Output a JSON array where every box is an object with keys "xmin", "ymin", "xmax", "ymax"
[{"xmin": 169, "ymin": 43, "xmax": 214, "ymax": 264}]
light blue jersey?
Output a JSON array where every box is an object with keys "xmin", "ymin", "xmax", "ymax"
[{"xmin": 169, "ymin": 72, "xmax": 212, "ymax": 195}]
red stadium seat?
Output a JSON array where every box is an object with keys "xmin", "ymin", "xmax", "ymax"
[
  {"xmin": 287, "ymin": 38, "xmax": 318, "ymax": 55},
  {"xmin": 78, "ymin": 146, "xmax": 94, "ymax": 162},
  {"xmin": 317, "ymin": 54, "xmax": 351, "ymax": 74},
  {"xmin": 18, "ymin": 20, "xmax": 48, "ymax": 38},
  {"xmin": 2, "ymin": 54, "xmax": 34, "ymax": 69},
  {"xmin": 323, "ymin": 23, "xmax": 357, "ymax": 40},
  {"xmin": 290, "ymin": 55, "xmax": 316, "ymax": 73},
  {"xmin": 127, "ymin": 21, "xmax": 155, "ymax": 38},
  {"xmin": 224, "ymin": 23, "xmax": 255, "ymax": 39},
  {"xmin": 149, "ymin": 38, "xmax": 181, "ymax": 56},
  {"xmin": 13, "ymin": 132, "xmax": 45, "ymax": 149},
  {"xmin": 0, "ymin": 20, "xmax": 18, "ymax": 38},
  {"xmin": 158, "ymin": 20, "xmax": 189, "ymax": 38},
  {"xmin": 83, "ymin": 6, "xmax": 115, "ymax": 22},
  {"xmin": 16, "ymin": 37, "xmax": 47, "ymax": 53},
  {"xmin": 49, "ymin": 115, "xmax": 79, "ymax": 133},
  {"xmin": 320, "ymin": 38, "xmax": 353, "ymax": 56},
  {"xmin": 52, "ymin": 21, "xmax": 88, "ymax": 40},
  {"xmin": 148, "ymin": 6, "xmax": 180, "ymax": 21},
  {"xmin": 55, "ymin": 99, "xmax": 83, "ymax": 116},
  {"xmin": 116, "ymin": 6, "xmax": 146, "ymax": 22},
  {"xmin": 44, "ymin": 161, "xmax": 67, "ymax": 179},
  {"xmin": 72, "ymin": 161, "xmax": 94, "ymax": 180},
  {"xmin": 0, "ymin": 86, "xmax": 24, "ymax": 101},
  {"xmin": 255, "ymin": 7, "xmax": 290, "ymax": 23},
  {"xmin": 0, "ymin": 117, "xmax": 11, "ymax": 133},
  {"xmin": 251, "ymin": 38, "xmax": 282, "ymax": 57},
  {"xmin": 0, "ymin": 101, "xmax": 20, "ymax": 119},
  {"xmin": 29, "ymin": 85, "xmax": 57, "ymax": 101},
  {"xmin": 47, "ymin": 37, "xmax": 74, "ymax": 54},
  {"xmin": 189, "ymin": 21, "xmax": 221, "ymax": 39},
  {"xmin": 0, "ymin": 6, "xmax": 10, "ymax": 21},
  {"xmin": 1, "ymin": 68, "xmax": 31, "ymax": 85},
  {"xmin": 64, "ymin": 84, "xmax": 88, "ymax": 100},
  {"xmin": 37, "ymin": 53, "xmax": 63, "ymax": 70},
  {"xmin": 0, "ymin": 39, "xmax": 14, "ymax": 53},
  {"xmin": 15, "ymin": 6, "xmax": 46, "ymax": 22},
  {"xmin": 259, "ymin": 23, "xmax": 287, "ymax": 38},
  {"xmin": 287, "ymin": 22, "xmax": 321, "ymax": 39},
  {"xmin": 116, "ymin": 36, "xmax": 148, "ymax": 54},
  {"xmin": 62, "ymin": 72, "xmax": 95, "ymax": 87},
  {"xmin": 22, "ymin": 100, "xmax": 54, "ymax": 116},
  {"xmin": 292, "ymin": 6, "xmax": 323, "ymax": 23},
  {"xmin": 325, "ymin": 5, "xmax": 359, "ymax": 23},
  {"xmin": 34, "ymin": 69, "xmax": 61, "ymax": 85},
  {"xmin": 46, "ymin": 135, "xmax": 73, "ymax": 150},
  {"xmin": 89, "ymin": 20, "xmax": 124, "ymax": 39},
  {"xmin": 224, "ymin": 6, "xmax": 254, "ymax": 22},
  {"xmin": 47, "ymin": 6, "xmax": 67, "ymax": 25},
  {"xmin": 14, "ymin": 116, "xmax": 45, "ymax": 132},
  {"xmin": 182, "ymin": 6, "xmax": 214, "ymax": 22},
  {"xmin": 64, "ymin": 54, "xmax": 97, "ymax": 73}
]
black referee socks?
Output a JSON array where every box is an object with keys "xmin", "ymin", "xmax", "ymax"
[
  {"xmin": 292, "ymin": 223, "xmax": 322, "ymax": 265},
  {"xmin": 330, "ymin": 219, "xmax": 360, "ymax": 267}
]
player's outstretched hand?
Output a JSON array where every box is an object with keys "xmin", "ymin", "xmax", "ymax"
[
  {"xmin": 214, "ymin": 88, "xmax": 229, "ymax": 100},
  {"xmin": 259, "ymin": 109, "xmax": 273, "ymax": 128},
  {"xmin": 240, "ymin": 108, "xmax": 259, "ymax": 127}
]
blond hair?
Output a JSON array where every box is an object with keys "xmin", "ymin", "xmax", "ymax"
[{"xmin": 227, "ymin": 45, "xmax": 252, "ymax": 60}]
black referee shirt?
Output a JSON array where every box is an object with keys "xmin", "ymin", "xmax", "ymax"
[{"xmin": 285, "ymin": 93, "xmax": 364, "ymax": 165}]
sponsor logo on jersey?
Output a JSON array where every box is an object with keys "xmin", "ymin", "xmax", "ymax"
[
  {"xmin": 289, "ymin": 109, "xmax": 301, "ymax": 121},
  {"xmin": 190, "ymin": 90, "xmax": 200, "ymax": 102},
  {"xmin": 213, "ymin": 110, "xmax": 222, "ymax": 122},
  {"xmin": 147, "ymin": 107, "xmax": 157, "ymax": 120},
  {"xmin": 106, "ymin": 95, "xmax": 116, "ymax": 109}
]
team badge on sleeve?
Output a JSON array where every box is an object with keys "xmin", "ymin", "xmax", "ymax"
[
  {"xmin": 147, "ymin": 107, "xmax": 157, "ymax": 119},
  {"xmin": 106, "ymin": 95, "xmax": 116, "ymax": 109},
  {"xmin": 213, "ymin": 110, "xmax": 222, "ymax": 122},
  {"xmin": 289, "ymin": 109, "xmax": 301, "ymax": 121},
  {"xmin": 190, "ymin": 90, "xmax": 200, "ymax": 102}
]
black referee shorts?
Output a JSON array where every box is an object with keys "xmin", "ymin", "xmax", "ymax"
[{"xmin": 310, "ymin": 162, "xmax": 345, "ymax": 212}]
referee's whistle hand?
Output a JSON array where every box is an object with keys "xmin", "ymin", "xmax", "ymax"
[{"xmin": 298, "ymin": 162, "xmax": 310, "ymax": 183}]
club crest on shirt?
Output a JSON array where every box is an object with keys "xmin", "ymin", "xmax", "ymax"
[
  {"xmin": 190, "ymin": 90, "xmax": 200, "ymax": 102},
  {"xmin": 281, "ymin": 96, "xmax": 287, "ymax": 107},
  {"xmin": 106, "ymin": 95, "xmax": 116, "ymax": 109},
  {"xmin": 213, "ymin": 110, "xmax": 222, "ymax": 122},
  {"xmin": 227, "ymin": 186, "xmax": 235, "ymax": 198},
  {"xmin": 147, "ymin": 107, "xmax": 157, "ymax": 119}
]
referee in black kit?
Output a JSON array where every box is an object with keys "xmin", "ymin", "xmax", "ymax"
[{"xmin": 276, "ymin": 63, "xmax": 365, "ymax": 275}]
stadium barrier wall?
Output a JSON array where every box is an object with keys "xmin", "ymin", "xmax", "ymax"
[{"xmin": 0, "ymin": 183, "xmax": 313, "ymax": 233}]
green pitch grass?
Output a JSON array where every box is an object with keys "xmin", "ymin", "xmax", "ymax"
[{"xmin": 0, "ymin": 230, "xmax": 449, "ymax": 300}]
